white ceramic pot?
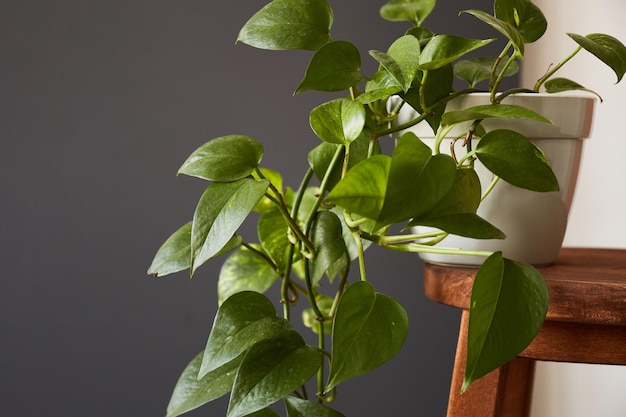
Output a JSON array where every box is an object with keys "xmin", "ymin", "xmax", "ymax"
[{"xmin": 392, "ymin": 92, "xmax": 596, "ymax": 266}]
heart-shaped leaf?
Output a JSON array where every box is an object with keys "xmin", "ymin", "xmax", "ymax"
[
  {"xmin": 419, "ymin": 34, "xmax": 495, "ymax": 70},
  {"xmin": 217, "ymin": 245, "xmax": 281, "ymax": 305},
  {"xmin": 568, "ymin": 33, "xmax": 626, "ymax": 83},
  {"xmin": 475, "ymin": 129, "xmax": 558, "ymax": 192},
  {"xmin": 285, "ymin": 397, "xmax": 346, "ymax": 417},
  {"xmin": 191, "ymin": 178, "xmax": 270, "ymax": 274},
  {"xmin": 544, "ymin": 78, "xmax": 602, "ymax": 101},
  {"xmin": 380, "ymin": 0, "xmax": 436, "ymax": 25},
  {"xmin": 310, "ymin": 98, "xmax": 366, "ymax": 145},
  {"xmin": 309, "ymin": 210, "xmax": 349, "ymax": 285},
  {"xmin": 463, "ymin": 253, "xmax": 548, "ymax": 391},
  {"xmin": 178, "ymin": 135, "xmax": 264, "ymax": 182},
  {"xmin": 148, "ymin": 222, "xmax": 192, "ymax": 277},
  {"xmin": 461, "ymin": 10, "xmax": 525, "ymax": 58},
  {"xmin": 200, "ymin": 291, "xmax": 291, "ymax": 378},
  {"xmin": 166, "ymin": 352, "xmax": 240, "ymax": 417},
  {"xmin": 227, "ymin": 331, "xmax": 322, "ymax": 417},
  {"xmin": 237, "ymin": 0, "xmax": 333, "ymax": 51},
  {"xmin": 494, "ymin": 0, "xmax": 547, "ymax": 43},
  {"xmin": 454, "ymin": 56, "xmax": 519, "ymax": 87},
  {"xmin": 441, "ymin": 104, "xmax": 551, "ymax": 127},
  {"xmin": 296, "ymin": 40, "xmax": 365, "ymax": 93},
  {"xmin": 326, "ymin": 281, "xmax": 408, "ymax": 391}
]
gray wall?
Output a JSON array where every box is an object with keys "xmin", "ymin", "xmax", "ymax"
[{"xmin": 1, "ymin": 1, "xmax": 506, "ymax": 416}]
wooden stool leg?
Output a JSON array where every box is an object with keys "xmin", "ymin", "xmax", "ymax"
[{"xmin": 447, "ymin": 310, "xmax": 536, "ymax": 417}]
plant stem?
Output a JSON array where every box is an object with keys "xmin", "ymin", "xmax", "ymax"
[
  {"xmin": 534, "ymin": 46, "xmax": 583, "ymax": 92},
  {"xmin": 386, "ymin": 242, "xmax": 494, "ymax": 258},
  {"xmin": 481, "ymin": 175, "xmax": 500, "ymax": 202}
]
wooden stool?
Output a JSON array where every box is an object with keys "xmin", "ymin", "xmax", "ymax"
[{"xmin": 424, "ymin": 248, "xmax": 626, "ymax": 417}]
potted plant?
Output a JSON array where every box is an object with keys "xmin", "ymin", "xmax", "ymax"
[{"xmin": 147, "ymin": 1, "xmax": 626, "ymax": 416}]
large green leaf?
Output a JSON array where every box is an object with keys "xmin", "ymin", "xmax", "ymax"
[
  {"xmin": 227, "ymin": 331, "xmax": 322, "ymax": 417},
  {"xmin": 309, "ymin": 210, "xmax": 349, "ymax": 285},
  {"xmin": 463, "ymin": 253, "xmax": 548, "ymax": 390},
  {"xmin": 217, "ymin": 245, "xmax": 281, "ymax": 304},
  {"xmin": 378, "ymin": 132, "xmax": 457, "ymax": 226},
  {"xmin": 462, "ymin": 10, "xmax": 525, "ymax": 58},
  {"xmin": 494, "ymin": 0, "xmax": 547, "ymax": 43},
  {"xmin": 296, "ymin": 40, "xmax": 365, "ymax": 93},
  {"xmin": 199, "ymin": 291, "xmax": 292, "ymax": 378},
  {"xmin": 325, "ymin": 155, "xmax": 391, "ymax": 220},
  {"xmin": 148, "ymin": 222, "xmax": 192, "ymax": 277},
  {"xmin": 568, "ymin": 33, "xmax": 626, "ymax": 83},
  {"xmin": 475, "ymin": 129, "xmax": 558, "ymax": 192},
  {"xmin": 419, "ymin": 35, "xmax": 495, "ymax": 70},
  {"xmin": 326, "ymin": 281, "xmax": 408, "ymax": 392},
  {"xmin": 237, "ymin": 0, "xmax": 333, "ymax": 51},
  {"xmin": 191, "ymin": 178, "xmax": 270, "ymax": 274},
  {"xmin": 166, "ymin": 352, "xmax": 239, "ymax": 417},
  {"xmin": 441, "ymin": 104, "xmax": 551, "ymax": 127},
  {"xmin": 285, "ymin": 397, "xmax": 346, "ymax": 417},
  {"xmin": 454, "ymin": 56, "xmax": 519, "ymax": 88},
  {"xmin": 380, "ymin": 0, "xmax": 436, "ymax": 25},
  {"xmin": 178, "ymin": 135, "xmax": 264, "ymax": 182},
  {"xmin": 370, "ymin": 35, "xmax": 421, "ymax": 92},
  {"xmin": 310, "ymin": 98, "xmax": 366, "ymax": 145}
]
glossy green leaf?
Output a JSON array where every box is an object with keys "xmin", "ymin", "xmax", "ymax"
[
  {"xmin": 227, "ymin": 331, "xmax": 322, "ymax": 417},
  {"xmin": 217, "ymin": 245, "xmax": 281, "ymax": 305},
  {"xmin": 326, "ymin": 281, "xmax": 408, "ymax": 391},
  {"xmin": 237, "ymin": 0, "xmax": 333, "ymax": 51},
  {"xmin": 494, "ymin": 0, "xmax": 547, "ymax": 43},
  {"xmin": 454, "ymin": 56, "xmax": 519, "ymax": 87},
  {"xmin": 310, "ymin": 98, "xmax": 366, "ymax": 145},
  {"xmin": 369, "ymin": 50, "xmax": 406, "ymax": 92},
  {"xmin": 463, "ymin": 253, "xmax": 548, "ymax": 391},
  {"xmin": 419, "ymin": 213, "xmax": 505, "ymax": 239},
  {"xmin": 359, "ymin": 69, "xmax": 403, "ymax": 104},
  {"xmin": 308, "ymin": 142, "xmax": 343, "ymax": 189},
  {"xmin": 148, "ymin": 222, "xmax": 192, "ymax": 277},
  {"xmin": 286, "ymin": 397, "xmax": 346, "ymax": 417},
  {"xmin": 441, "ymin": 104, "xmax": 551, "ymax": 127},
  {"xmin": 462, "ymin": 10, "xmax": 525, "ymax": 57},
  {"xmin": 178, "ymin": 135, "xmax": 264, "ymax": 182},
  {"xmin": 544, "ymin": 78, "xmax": 602, "ymax": 100},
  {"xmin": 419, "ymin": 35, "xmax": 495, "ymax": 70},
  {"xmin": 309, "ymin": 210, "xmax": 349, "ymax": 285},
  {"xmin": 380, "ymin": 0, "xmax": 436, "ymax": 25},
  {"xmin": 568, "ymin": 33, "xmax": 626, "ymax": 83},
  {"xmin": 378, "ymin": 132, "xmax": 457, "ymax": 226},
  {"xmin": 191, "ymin": 178, "xmax": 270, "ymax": 274},
  {"xmin": 375, "ymin": 35, "xmax": 421, "ymax": 92},
  {"xmin": 166, "ymin": 352, "xmax": 239, "ymax": 417},
  {"xmin": 258, "ymin": 207, "xmax": 291, "ymax": 272},
  {"xmin": 325, "ymin": 155, "xmax": 391, "ymax": 220},
  {"xmin": 200, "ymin": 291, "xmax": 291, "ymax": 378},
  {"xmin": 475, "ymin": 129, "xmax": 558, "ymax": 192},
  {"xmin": 246, "ymin": 409, "xmax": 281, "ymax": 417},
  {"xmin": 296, "ymin": 41, "xmax": 365, "ymax": 93}
]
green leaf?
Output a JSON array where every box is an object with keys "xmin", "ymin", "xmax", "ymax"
[
  {"xmin": 166, "ymin": 352, "xmax": 239, "ymax": 417},
  {"xmin": 461, "ymin": 10, "xmax": 525, "ymax": 57},
  {"xmin": 419, "ymin": 213, "xmax": 505, "ymax": 239},
  {"xmin": 217, "ymin": 245, "xmax": 281, "ymax": 305},
  {"xmin": 402, "ymin": 63, "xmax": 454, "ymax": 132},
  {"xmin": 419, "ymin": 35, "xmax": 495, "ymax": 70},
  {"xmin": 475, "ymin": 129, "xmax": 559, "ymax": 192},
  {"xmin": 308, "ymin": 142, "xmax": 343, "ymax": 189},
  {"xmin": 258, "ymin": 207, "xmax": 291, "ymax": 272},
  {"xmin": 227, "ymin": 331, "xmax": 322, "ymax": 417},
  {"xmin": 372, "ymin": 35, "xmax": 421, "ymax": 92},
  {"xmin": 286, "ymin": 397, "xmax": 346, "ymax": 417},
  {"xmin": 454, "ymin": 56, "xmax": 519, "ymax": 87},
  {"xmin": 200, "ymin": 291, "xmax": 291, "ymax": 378},
  {"xmin": 296, "ymin": 40, "xmax": 365, "ymax": 93},
  {"xmin": 309, "ymin": 211, "xmax": 349, "ymax": 285},
  {"xmin": 148, "ymin": 222, "xmax": 192, "ymax": 277},
  {"xmin": 246, "ymin": 409, "xmax": 281, "ymax": 417},
  {"xmin": 191, "ymin": 178, "xmax": 270, "ymax": 274},
  {"xmin": 178, "ymin": 135, "xmax": 264, "ymax": 182},
  {"xmin": 544, "ymin": 77, "xmax": 602, "ymax": 101},
  {"xmin": 325, "ymin": 155, "xmax": 391, "ymax": 220},
  {"xmin": 380, "ymin": 0, "xmax": 436, "ymax": 25},
  {"xmin": 237, "ymin": 0, "xmax": 333, "ymax": 51},
  {"xmin": 463, "ymin": 253, "xmax": 548, "ymax": 391},
  {"xmin": 253, "ymin": 168, "xmax": 284, "ymax": 213},
  {"xmin": 310, "ymin": 98, "xmax": 366, "ymax": 145},
  {"xmin": 326, "ymin": 281, "xmax": 408, "ymax": 391},
  {"xmin": 359, "ymin": 69, "xmax": 403, "ymax": 104},
  {"xmin": 567, "ymin": 33, "xmax": 626, "ymax": 83},
  {"xmin": 494, "ymin": 0, "xmax": 547, "ymax": 43},
  {"xmin": 441, "ymin": 104, "xmax": 551, "ymax": 127}
]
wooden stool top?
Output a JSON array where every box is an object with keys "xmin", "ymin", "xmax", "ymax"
[{"xmin": 424, "ymin": 248, "xmax": 626, "ymax": 326}]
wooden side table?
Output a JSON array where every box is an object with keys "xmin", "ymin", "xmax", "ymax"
[{"xmin": 423, "ymin": 248, "xmax": 626, "ymax": 417}]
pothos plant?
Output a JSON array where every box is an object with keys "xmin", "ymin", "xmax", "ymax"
[{"xmin": 148, "ymin": 0, "xmax": 626, "ymax": 416}]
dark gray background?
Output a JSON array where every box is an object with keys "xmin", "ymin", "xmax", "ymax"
[{"xmin": 1, "ymin": 1, "xmax": 507, "ymax": 416}]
